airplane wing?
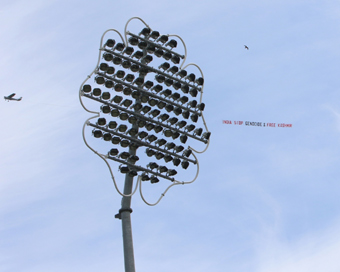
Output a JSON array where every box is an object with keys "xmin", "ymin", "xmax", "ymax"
[{"xmin": 8, "ymin": 93, "xmax": 16, "ymax": 98}]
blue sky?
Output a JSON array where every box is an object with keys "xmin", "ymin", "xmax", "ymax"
[{"xmin": 1, "ymin": 0, "xmax": 340, "ymax": 271}]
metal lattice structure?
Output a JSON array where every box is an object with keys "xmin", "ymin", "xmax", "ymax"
[{"xmin": 79, "ymin": 17, "xmax": 210, "ymax": 205}]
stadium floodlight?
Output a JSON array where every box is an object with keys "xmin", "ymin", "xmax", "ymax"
[{"xmin": 79, "ymin": 17, "xmax": 211, "ymax": 272}]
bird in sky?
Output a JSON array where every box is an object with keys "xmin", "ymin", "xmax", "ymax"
[{"xmin": 244, "ymin": 45, "xmax": 249, "ymax": 50}]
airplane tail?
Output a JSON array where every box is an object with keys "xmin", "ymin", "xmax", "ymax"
[{"xmin": 18, "ymin": 97, "xmax": 22, "ymax": 101}]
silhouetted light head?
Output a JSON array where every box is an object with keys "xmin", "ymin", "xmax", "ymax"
[
  {"xmin": 130, "ymin": 64, "xmax": 140, "ymax": 72},
  {"xmin": 177, "ymin": 120, "xmax": 187, "ymax": 128},
  {"xmin": 186, "ymin": 124, "xmax": 195, "ymax": 132},
  {"xmin": 182, "ymin": 111, "xmax": 190, "ymax": 119},
  {"xmin": 179, "ymin": 96, "xmax": 188, "ymax": 104},
  {"xmin": 109, "ymin": 148, "xmax": 119, "ymax": 156},
  {"xmin": 159, "ymin": 62, "xmax": 170, "ymax": 71},
  {"xmin": 116, "ymin": 70, "xmax": 125, "ymax": 79},
  {"xmin": 140, "ymin": 27, "xmax": 151, "ymax": 36},
  {"xmin": 188, "ymin": 100, "xmax": 198, "ymax": 108},
  {"xmin": 148, "ymin": 162, "xmax": 158, "ymax": 169},
  {"xmin": 173, "ymin": 107, "xmax": 182, "ymax": 116},
  {"xmin": 155, "ymin": 139, "xmax": 167, "ymax": 146},
  {"xmin": 163, "ymin": 130, "xmax": 173, "ymax": 137},
  {"xmin": 128, "ymin": 128, "xmax": 138, "ymax": 136},
  {"xmin": 172, "ymin": 132, "xmax": 180, "ymax": 140},
  {"xmin": 148, "ymin": 98, "xmax": 158, "ymax": 107},
  {"xmin": 177, "ymin": 69, "xmax": 187, "ymax": 78},
  {"xmin": 101, "ymin": 92, "xmax": 111, "ymax": 100},
  {"xmin": 161, "ymin": 89, "xmax": 172, "ymax": 97},
  {"xmin": 141, "ymin": 95, "xmax": 149, "ymax": 103},
  {"xmin": 165, "ymin": 104, "xmax": 174, "ymax": 112},
  {"xmin": 119, "ymin": 112, "xmax": 129, "ymax": 121},
  {"xmin": 164, "ymin": 155, "xmax": 173, "ymax": 163},
  {"xmin": 111, "ymin": 136, "xmax": 121, "ymax": 145},
  {"xmin": 171, "ymin": 55, "xmax": 180, "ymax": 64},
  {"xmin": 118, "ymin": 124, "xmax": 128, "ymax": 132},
  {"xmin": 93, "ymin": 130, "xmax": 103, "ymax": 138},
  {"xmin": 159, "ymin": 166, "xmax": 168, "ymax": 173},
  {"xmin": 138, "ymin": 131, "xmax": 148, "ymax": 139},
  {"xmin": 142, "ymin": 55, "xmax": 153, "ymax": 64},
  {"xmin": 103, "ymin": 53, "xmax": 113, "ymax": 61},
  {"xmin": 105, "ymin": 39, "xmax": 115, "ymax": 47},
  {"xmin": 173, "ymin": 81, "xmax": 182, "ymax": 90},
  {"xmin": 154, "ymin": 125, "xmax": 163, "ymax": 133},
  {"xmin": 138, "ymin": 41, "xmax": 147, "ymax": 49},
  {"xmin": 163, "ymin": 52, "xmax": 172, "ymax": 60},
  {"xmin": 128, "ymin": 37, "xmax": 139, "ymax": 46},
  {"xmin": 164, "ymin": 78, "xmax": 173, "ymax": 86},
  {"xmin": 147, "ymin": 44, "xmax": 156, "ymax": 53},
  {"xmin": 97, "ymin": 118, "xmax": 106, "ymax": 126},
  {"xmin": 105, "ymin": 80, "xmax": 114, "ymax": 89},
  {"xmin": 134, "ymin": 77, "xmax": 144, "ymax": 86},
  {"xmin": 125, "ymin": 74, "xmax": 135, "ymax": 83},
  {"xmin": 147, "ymin": 134, "xmax": 157, "ymax": 142},
  {"xmin": 165, "ymin": 142, "xmax": 175, "ymax": 150},
  {"xmin": 173, "ymin": 158, "xmax": 181, "ymax": 166},
  {"xmin": 194, "ymin": 128, "xmax": 203, "ymax": 136},
  {"xmin": 128, "ymin": 170, "xmax": 138, "ymax": 177},
  {"xmin": 150, "ymin": 109, "xmax": 161, "ymax": 117},
  {"xmin": 181, "ymin": 161, "xmax": 189, "ymax": 169},
  {"xmin": 132, "ymin": 51, "xmax": 143, "ymax": 59},
  {"xmin": 107, "ymin": 67, "xmax": 115, "ymax": 75},
  {"xmin": 141, "ymin": 173, "xmax": 150, "ymax": 181},
  {"xmin": 154, "ymin": 49, "xmax": 164, "ymax": 57},
  {"xmin": 157, "ymin": 101, "xmax": 166, "ymax": 109},
  {"xmin": 146, "ymin": 148, "xmax": 156, "ymax": 157},
  {"xmin": 145, "ymin": 123, "xmax": 155, "ymax": 131},
  {"xmin": 95, "ymin": 76, "xmax": 105, "ymax": 85},
  {"xmin": 114, "ymin": 84, "xmax": 124, "ymax": 92},
  {"xmin": 144, "ymin": 81, "xmax": 154, "ymax": 89},
  {"xmin": 183, "ymin": 149, "xmax": 192, "ymax": 157},
  {"xmin": 113, "ymin": 56, "xmax": 122, "ymax": 65},
  {"xmin": 150, "ymin": 31, "xmax": 160, "ymax": 39},
  {"xmin": 120, "ymin": 140, "xmax": 130, "ymax": 148},
  {"xmin": 99, "ymin": 63, "xmax": 109, "ymax": 71},
  {"xmin": 152, "ymin": 84, "xmax": 163, "ymax": 93},
  {"xmin": 82, "ymin": 84, "xmax": 91, "ymax": 93},
  {"xmin": 122, "ymin": 99, "xmax": 133, "ymax": 108},
  {"xmin": 158, "ymin": 35, "xmax": 168, "ymax": 44},
  {"xmin": 123, "ymin": 87, "xmax": 132, "ymax": 96},
  {"xmin": 103, "ymin": 133, "xmax": 112, "ymax": 141},
  {"xmin": 114, "ymin": 43, "xmax": 125, "ymax": 51},
  {"xmin": 168, "ymin": 117, "xmax": 178, "ymax": 125},
  {"xmin": 101, "ymin": 105, "xmax": 111, "ymax": 114},
  {"xmin": 120, "ymin": 152, "xmax": 130, "ymax": 160},
  {"xmin": 191, "ymin": 114, "xmax": 199, "ymax": 123},
  {"xmin": 202, "ymin": 132, "xmax": 211, "ymax": 140},
  {"xmin": 159, "ymin": 113, "xmax": 169, "ymax": 121},
  {"xmin": 150, "ymin": 176, "xmax": 159, "ymax": 184},
  {"xmin": 112, "ymin": 95, "xmax": 123, "ymax": 104},
  {"xmin": 180, "ymin": 135, "xmax": 188, "ymax": 144},
  {"xmin": 128, "ymin": 115, "xmax": 137, "ymax": 125},
  {"xmin": 186, "ymin": 73, "xmax": 196, "ymax": 82},
  {"xmin": 195, "ymin": 77, "xmax": 204, "ymax": 85},
  {"xmin": 108, "ymin": 121, "xmax": 117, "ymax": 129},
  {"xmin": 168, "ymin": 169, "xmax": 177, "ymax": 176},
  {"xmin": 189, "ymin": 88, "xmax": 198, "ymax": 97},
  {"xmin": 155, "ymin": 75, "xmax": 165, "ymax": 83},
  {"xmin": 166, "ymin": 39, "xmax": 177, "ymax": 48},
  {"xmin": 181, "ymin": 84, "xmax": 189, "ymax": 93},
  {"xmin": 92, "ymin": 88, "xmax": 102, "ymax": 96},
  {"xmin": 142, "ymin": 105, "xmax": 151, "ymax": 114},
  {"xmin": 120, "ymin": 165, "xmax": 130, "ymax": 174}
]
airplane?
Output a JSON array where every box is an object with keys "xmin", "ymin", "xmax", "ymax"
[
  {"xmin": 4, "ymin": 93, "xmax": 22, "ymax": 101},
  {"xmin": 244, "ymin": 45, "xmax": 249, "ymax": 50}
]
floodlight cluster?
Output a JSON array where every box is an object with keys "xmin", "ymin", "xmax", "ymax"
[{"xmin": 81, "ymin": 26, "xmax": 210, "ymax": 184}]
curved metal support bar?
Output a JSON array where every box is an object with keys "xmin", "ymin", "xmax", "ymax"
[
  {"xmin": 124, "ymin": 16, "xmax": 150, "ymax": 45},
  {"xmin": 82, "ymin": 116, "xmax": 140, "ymax": 198},
  {"xmin": 168, "ymin": 34, "xmax": 188, "ymax": 69},
  {"xmin": 181, "ymin": 63, "xmax": 205, "ymax": 103}
]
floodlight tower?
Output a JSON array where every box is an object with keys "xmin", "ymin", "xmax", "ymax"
[{"xmin": 79, "ymin": 17, "xmax": 210, "ymax": 272}]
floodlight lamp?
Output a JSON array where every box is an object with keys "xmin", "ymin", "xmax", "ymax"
[
  {"xmin": 172, "ymin": 131, "xmax": 180, "ymax": 140},
  {"xmin": 142, "ymin": 55, "xmax": 153, "ymax": 64},
  {"xmin": 150, "ymin": 109, "xmax": 161, "ymax": 117},
  {"xmin": 148, "ymin": 98, "xmax": 158, "ymax": 107},
  {"xmin": 195, "ymin": 77, "xmax": 204, "ymax": 85},
  {"xmin": 173, "ymin": 81, "xmax": 182, "ymax": 90},
  {"xmin": 155, "ymin": 152, "xmax": 165, "ymax": 160},
  {"xmin": 128, "ymin": 37, "xmax": 139, "ymax": 46},
  {"xmin": 128, "ymin": 128, "xmax": 138, "ymax": 136},
  {"xmin": 158, "ymin": 166, "xmax": 168, "ymax": 173},
  {"xmin": 93, "ymin": 130, "xmax": 103, "ymax": 138},
  {"xmin": 103, "ymin": 133, "xmax": 112, "ymax": 141},
  {"xmin": 144, "ymin": 81, "xmax": 154, "ymax": 89},
  {"xmin": 191, "ymin": 114, "xmax": 199, "ymax": 123},
  {"xmin": 169, "ymin": 66, "xmax": 179, "ymax": 74},
  {"xmin": 109, "ymin": 148, "xmax": 119, "ymax": 156},
  {"xmin": 181, "ymin": 85, "xmax": 189, "ymax": 94},
  {"xmin": 119, "ymin": 112, "xmax": 129, "ymax": 121},
  {"xmin": 154, "ymin": 49, "xmax": 164, "ymax": 57},
  {"xmin": 197, "ymin": 103, "xmax": 205, "ymax": 111},
  {"xmin": 150, "ymin": 31, "xmax": 160, "ymax": 39},
  {"xmin": 92, "ymin": 88, "xmax": 102, "ymax": 96},
  {"xmin": 146, "ymin": 44, "xmax": 156, "ymax": 53},
  {"xmin": 163, "ymin": 52, "xmax": 172, "ymax": 60},
  {"xmin": 150, "ymin": 176, "xmax": 159, "ymax": 184},
  {"xmin": 114, "ymin": 84, "xmax": 124, "ymax": 92},
  {"xmin": 202, "ymin": 132, "xmax": 211, "ymax": 140},
  {"xmin": 125, "ymin": 74, "xmax": 135, "ymax": 82},
  {"xmin": 155, "ymin": 139, "xmax": 167, "ymax": 146},
  {"xmin": 186, "ymin": 124, "xmax": 195, "ymax": 132},
  {"xmin": 148, "ymin": 162, "xmax": 158, "ymax": 169},
  {"xmin": 158, "ymin": 35, "xmax": 168, "ymax": 44},
  {"xmin": 112, "ymin": 95, "xmax": 123, "ymax": 104},
  {"xmin": 132, "ymin": 91, "xmax": 141, "ymax": 99},
  {"xmin": 138, "ymin": 131, "xmax": 148, "ymax": 139},
  {"xmin": 140, "ymin": 27, "xmax": 151, "ymax": 37},
  {"xmin": 120, "ymin": 139, "xmax": 130, "ymax": 148},
  {"xmin": 177, "ymin": 120, "xmax": 187, "ymax": 128},
  {"xmin": 121, "ymin": 99, "xmax": 133, "ymax": 108},
  {"xmin": 154, "ymin": 125, "xmax": 163, "ymax": 133},
  {"xmin": 138, "ymin": 41, "xmax": 147, "ymax": 49},
  {"xmin": 130, "ymin": 64, "xmax": 140, "ymax": 72},
  {"xmin": 114, "ymin": 43, "xmax": 125, "ymax": 51},
  {"xmin": 120, "ymin": 151, "xmax": 130, "ymax": 160},
  {"xmin": 118, "ymin": 124, "xmax": 128, "ymax": 132},
  {"xmin": 186, "ymin": 73, "xmax": 196, "ymax": 82},
  {"xmin": 128, "ymin": 170, "xmax": 138, "ymax": 177},
  {"xmin": 173, "ymin": 158, "xmax": 181, "ymax": 166},
  {"xmin": 152, "ymin": 84, "xmax": 163, "ymax": 93},
  {"xmin": 108, "ymin": 121, "xmax": 117, "ymax": 129},
  {"xmin": 113, "ymin": 56, "xmax": 122, "ymax": 65},
  {"xmin": 183, "ymin": 149, "xmax": 192, "ymax": 157},
  {"xmin": 164, "ymin": 155, "xmax": 173, "ymax": 163},
  {"xmin": 101, "ymin": 105, "xmax": 111, "ymax": 114},
  {"xmin": 140, "ymin": 95, "xmax": 150, "ymax": 103},
  {"xmin": 132, "ymin": 103, "xmax": 142, "ymax": 111},
  {"xmin": 139, "ymin": 66, "xmax": 148, "ymax": 75},
  {"xmin": 163, "ymin": 129, "xmax": 173, "ymax": 137},
  {"xmin": 177, "ymin": 69, "xmax": 187, "ymax": 78},
  {"xmin": 141, "ymin": 173, "xmax": 150, "ymax": 181},
  {"xmin": 82, "ymin": 84, "xmax": 91, "ymax": 93},
  {"xmin": 105, "ymin": 80, "xmax": 114, "ymax": 89},
  {"xmin": 103, "ymin": 53, "xmax": 113, "ymax": 61},
  {"xmin": 132, "ymin": 51, "xmax": 143, "ymax": 59},
  {"xmin": 123, "ymin": 47, "xmax": 134, "ymax": 56},
  {"xmin": 99, "ymin": 63, "xmax": 109, "ymax": 71},
  {"xmin": 123, "ymin": 87, "xmax": 132, "ymax": 96},
  {"xmin": 171, "ymin": 55, "xmax": 180, "ymax": 64},
  {"xmin": 116, "ymin": 70, "xmax": 125, "ymax": 79},
  {"xmin": 168, "ymin": 117, "xmax": 178, "ymax": 125},
  {"xmin": 159, "ymin": 62, "xmax": 170, "ymax": 71},
  {"xmin": 159, "ymin": 113, "xmax": 169, "ymax": 121},
  {"xmin": 167, "ymin": 169, "xmax": 177, "ymax": 176},
  {"xmin": 146, "ymin": 135, "xmax": 157, "ymax": 142},
  {"xmin": 173, "ymin": 107, "xmax": 182, "ymax": 116},
  {"xmin": 120, "ymin": 165, "xmax": 130, "ymax": 174},
  {"xmin": 107, "ymin": 67, "xmax": 115, "ymax": 75},
  {"xmin": 174, "ymin": 145, "xmax": 184, "ymax": 153},
  {"xmin": 134, "ymin": 77, "xmax": 144, "ymax": 86},
  {"xmin": 161, "ymin": 89, "xmax": 172, "ymax": 97},
  {"xmin": 188, "ymin": 100, "xmax": 198, "ymax": 108},
  {"xmin": 142, "ymin": 105, "xmax": 151, "ymax": 114},
  {"xmin": 121, "ymin": 61, "xmax": 131, "ymax": 70},
  {"xmin": 166, "ymin": 39, "xmax": 177, "ymax": 48},
  {"xmin": 164, "ymin": 78, "xmax": 173, "ymax": 86},
  {"xmin": 194, "ymin": 128, "xmax": 203, "ymax": 136},
  {"xmin": 181, "ymin": 161, "xmax": 189, "ymax": 169},
  {"xmin": 165, "ymin": 142, "xmax": 175, "ymax": 150},
  {"xmin": 101, "ymin": 92, "xmax": 111, "ymax": 100},
  {"xmin": 112, "ymin": 136, "xmax": 121, "ymax": 145},
  {"xmin": 180, "ymin": 135, "xmax": 188, "ymax": 144},
  {"xmin": 97, "ymin": 118, "xmax": 106, "ymax": 126},
  {"xmin": 145, "ymin": 123, "xmax": 155, "ymax": 131},
  {"xmin": 179, "ymin": 96, "xmax": 189, "ymax": 104},
  {"xmin": 105, "ymin": 39, "xmax": 115, "ymax": 47},
  {"xmin": 137, "ymin": 120, "xmax": 146, "ymax": 128},
  {"xmin": 182, "ymin": 111, "xmax": 190, "ymax": 119},
  {"xmin": 189, "ymin": 88, "xmax": 198, "ymax": 97},
  {"xmin": 155, "ymin": 75, "xmax": 165, "ymax": 83},
  {"xmin": 157, "ymin": 101, "xmax": 166, "ymax": 109},
  {"xmin": 95, "ymin": 76, "xmax": 105, "ymax": 85},
  {"xmin": 146, "ymin": 148, "xmax": 156, "ymax": 157},
  {"xmin": 165, "ymin": 104, "xmax": 174, "ymax": 112}
]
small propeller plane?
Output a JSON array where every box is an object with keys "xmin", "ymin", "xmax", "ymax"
[{"xmin": 4, "ymin": 93, "xmax": 22, "ymax": 101}]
